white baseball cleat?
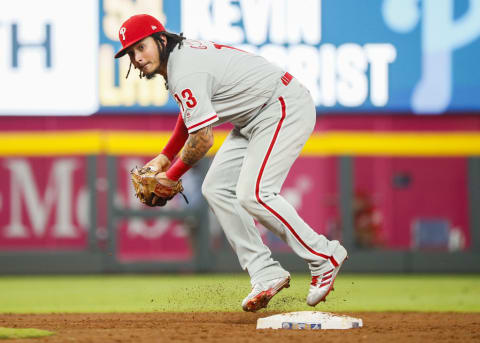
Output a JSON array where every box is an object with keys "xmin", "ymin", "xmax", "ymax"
[
  {"xmin": 242, "ymin": 275, "xmax": 291, "ymax": 312},
  {"xmin": 307, "ymin": 245, "xmax": 348, "ymax": 307}
]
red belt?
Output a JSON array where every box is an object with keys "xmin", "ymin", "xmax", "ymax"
[{"xmin": 281, "ymin": 72, "xmax": 293, "ymax": 86}]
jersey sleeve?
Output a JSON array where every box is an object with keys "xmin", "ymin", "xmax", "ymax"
[{"xmin": 170, "ymin": 73, "xmax": 218, "ymax": 133}]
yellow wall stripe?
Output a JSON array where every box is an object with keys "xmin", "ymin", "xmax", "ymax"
[
  {"xmin": 0, "ymin": 130, "xmax": 479, "ymax": 156},
  {"xmin": 104, "ymin": 131, "xmax": 230, "ymax": 156},
  {"xmin": 303, "ymin": 132, "xmax": 480, "ymax": 156},
  {"xmin": 105, "ymin": 131, "xmax": 171, "ymax": 155},
  {"xmin": 0, "ymin": 131, "xmax": 103, "ymax": 156}
]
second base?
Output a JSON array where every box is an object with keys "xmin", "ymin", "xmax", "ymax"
[{"xmin": 256, "ymin": 311, "xmax": 363, "ymax": 330}]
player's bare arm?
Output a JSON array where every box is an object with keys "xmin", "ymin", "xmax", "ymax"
[{"xmin": 181, "ymin": 125, "xmax": 214, "ymax": 165}]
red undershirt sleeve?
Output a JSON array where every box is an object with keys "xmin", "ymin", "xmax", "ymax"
[{"xmin": 161, "ymin": 113, "xmax": 189, "ymax": 161}]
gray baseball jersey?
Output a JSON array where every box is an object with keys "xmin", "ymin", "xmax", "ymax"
[
  {"xmin": 167, "ymin": 39, "xmax": 285, "ymax": 133},
  {"xmin": 167, "ymin": 38, "xmax": 346, "ymax": 286}
]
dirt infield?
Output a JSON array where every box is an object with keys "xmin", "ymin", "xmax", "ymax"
[{"xmin": 1, "ymin": 312, "xmax": 479, "ymax": 343}]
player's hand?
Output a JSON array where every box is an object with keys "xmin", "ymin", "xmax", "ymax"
[
  {"xmin": 144, "ymin": 154, "xmax": 171, "ymax": 173},
  {"xmin": 154, "ymin": 172, "xmax": 178, "ymax": 188}
]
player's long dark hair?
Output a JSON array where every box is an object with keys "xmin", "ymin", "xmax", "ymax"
[{"xmin": 126, "ymin": 31, "xmax": 186, "ymax": 80}]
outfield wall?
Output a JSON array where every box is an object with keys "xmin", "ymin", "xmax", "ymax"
[
  {"xmin": 0, "ymin": 115, "xmax": 479, "ymax": 274},
  {"xmin": 2, "ymin": 0, "xmax": 480, "ymax": 274}
]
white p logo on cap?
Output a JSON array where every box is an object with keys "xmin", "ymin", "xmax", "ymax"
[{"xmin": 119, "ymin": 27, "xmax": 126, "ymax": 40}]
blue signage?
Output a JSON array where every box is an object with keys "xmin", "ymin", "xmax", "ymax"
[{"xmin": 99, "ymin": 0, "xmax": 480, "ymax": 115}]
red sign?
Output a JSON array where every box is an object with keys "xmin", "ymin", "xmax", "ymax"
[
  {"xmin": 114, "ymin": 157, "xmax": 194, "ymax": 262},
  {"xmin": 0, "ymin": 157, "xmax": 88, "ymax": 250}
]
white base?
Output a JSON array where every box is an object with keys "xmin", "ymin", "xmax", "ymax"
[{"xmin": 256, "ymin": 311, "xmax": 363, "ymax": 330}]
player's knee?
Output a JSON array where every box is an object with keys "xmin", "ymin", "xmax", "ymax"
[{"xmin": 236, "ymin": 187, "xmax": 257, "ymax": 211}]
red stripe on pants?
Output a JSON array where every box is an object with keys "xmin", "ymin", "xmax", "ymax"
[{"xmin": 254, "ymin": 96, "xmax": 330, "ymax": 261}]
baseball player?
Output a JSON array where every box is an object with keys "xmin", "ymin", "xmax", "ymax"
[{"xmin": 116, "ymin": 14, "xmax": 348, "ymax": 312}]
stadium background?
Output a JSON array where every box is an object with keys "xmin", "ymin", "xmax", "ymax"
[
  {"xmin": 0, "ymin": 1, "xmax": 479, "ymax": 342},
  {"xmin": 1, "ymin": 0, "xmax": 479, "ymax": 274}
]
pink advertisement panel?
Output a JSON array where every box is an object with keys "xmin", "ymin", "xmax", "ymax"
[
  {"xmin": 114, "ymin": 156, "xmax": 199, "ymax": 262},
  {"xmin": 253, "ymin": 156, "xmax": 471, "ymax": 252},
  {"xmin": 354, "ymin": 157, "xmax": 470, "ymax": 251},
  {"xmin": 0, "ymin": 157, "xmax": 88, "ymax": 250},
  {"xmin": 114, "ymin": 156, "xmax": 342, "ymax": 260}
]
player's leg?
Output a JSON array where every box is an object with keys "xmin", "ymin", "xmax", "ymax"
[
  {"xmin": 236, "ymin": 83, "xmax": 347, "ymax": 306},
  {"xmin": 201, "ymin": 129, "xmax": 290, "ymax": 311}
]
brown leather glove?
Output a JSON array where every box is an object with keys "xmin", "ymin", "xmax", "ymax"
[{"xmin": 130, "ymin": 166, "xmax": 184, "ymax": 207}]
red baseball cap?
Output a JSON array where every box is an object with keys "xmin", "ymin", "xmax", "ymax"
[{"xmin": 114, "ymin": 14, "xmax": 166, "ymax": 58}]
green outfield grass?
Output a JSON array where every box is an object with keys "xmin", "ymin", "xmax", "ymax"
[
  {"xmin": 0, "ymin": 274, "xmax": 478, "ymax": 313},
  {"xmin": 0, "ymin": 328, "xmax": 54, "ymax": 339}
]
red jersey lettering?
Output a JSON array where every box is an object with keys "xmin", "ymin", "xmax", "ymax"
[
  {"xmin": 213, "ymin": 43, "xmax": 248, "ymax": 53},
  {"xmin": 174, "ymin": 93, "xmax": 185, "ymax": 112},
  {"xmin": 181, "ymin": 89, "xmax": 197, "ymax": 108}
]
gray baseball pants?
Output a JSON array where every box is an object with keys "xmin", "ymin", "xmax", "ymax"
[{"xmin": 202, "ymin": 77, "xmax": 341, "ymax": 285}]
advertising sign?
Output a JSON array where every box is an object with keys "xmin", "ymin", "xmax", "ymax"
[
  {"xmin": 114, "ymin": 156, "xmax": 203, "ymax": 262},
  {"xmin": 0, "ymin": 0, "xmax": 99, "ymax": 115},
  {"xmin": 0, "ymin": 157, "xmax": 89, "ymax": 250},
  {"xmin": 100, "ymin": 0, "xmax": 480, "ymax": 114},
  {"xmin": 1, "ymin": 0, "xmax": 479, "ymax": 115}
]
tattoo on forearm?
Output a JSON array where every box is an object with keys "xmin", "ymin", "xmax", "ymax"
[{"xmin": 181, "ymin": 126, "xmax": 213, "ymax": 165}]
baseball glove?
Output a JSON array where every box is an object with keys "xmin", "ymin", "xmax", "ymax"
[{"xmin": 130, "ymin": 166, "xmax": 187, "ymax": 207}]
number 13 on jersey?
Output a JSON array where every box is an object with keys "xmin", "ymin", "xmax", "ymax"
[{"xmin": 174, "ymin": 89, "xmax": 197, "ymax": 112}]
